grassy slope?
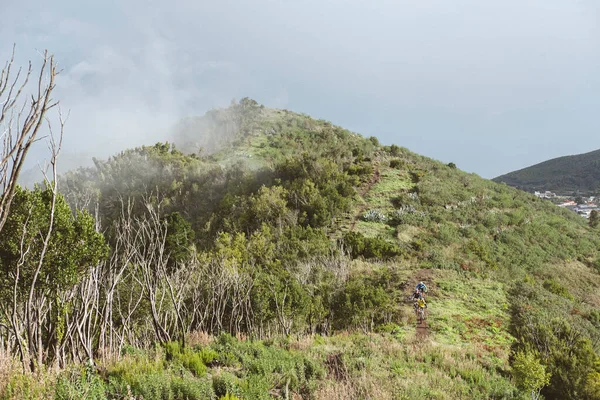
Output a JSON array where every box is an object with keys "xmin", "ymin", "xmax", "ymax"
[
  {"xmin": 341, "ymin": 143, "xmax": 600, "ymax": 398},
  {"xmin": 208, "ymin": 108, "xmax": 365, "ymax": 168},
  {"xmin": 5, "ymin": 105, "xmax": 599, "ymax": 399},
  {"xmin": 202, "ymin": 107, "xmax": 600, "ymax": 397},
  {"xmin": 493, "ymin": 148, "xmax": 600, "ymax": 194},
  {"xmin": 208, "ymin": 106, "xmax": 600, "ymax": 398}
]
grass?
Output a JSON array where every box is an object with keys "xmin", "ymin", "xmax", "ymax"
[
  {"xmin": 303, "ymin": 330, "xmax": 520, "ymax": 400},
  {"xmin": 362, "ymin": 167, "xmax": 413, "ymax": 210},
  {"xmin": 543, "ymin": 261, "xmax": 600, "ymax": 308},
  {"xmin": 396, "ymin": 225, "xmax": 424, "ymax": 243},
  {"xmin": 430, "ymin": 270, "xmax": 513, "ymax": 347},
  {"xmin": 0, "ymin": 356, "xmax": 57, "ymax": 400},
  {"xmin": 354, "ymin": 220, "xmax": 396, "ymax": 239},
  {"xmin": 370, "ymin": 167, "xmax": 414, "ymax": 196}
]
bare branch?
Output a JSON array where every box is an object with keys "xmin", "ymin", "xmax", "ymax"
[{"xmin": 0, "ymin": 47, "xmax": 60, "ymax": 235}]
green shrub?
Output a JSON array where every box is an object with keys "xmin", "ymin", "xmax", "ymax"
[
  {"xmin": 55, "ymin": 364, "xmax": 106, "ymax": 400},
  {"xmin": 543, "ymin": 278, "xmax": 573, "ymax": 300},
  {"xmin": 180, "ymin": 351, "xmax": 207, "ymax": 376},
  {"xmin": 375, "ymin": 322, "xmax": 403, "ymax": 336},
  {"xmin": 303, "ymin": 358, "xmax": 326, "ymax": 382},
  {"xmin": 388, "ymin": 144, "xmax": 401, "ymax": 156},
  {"xmin": 123, "ymin": 370, "xmax": 213, "ymax": 400},
  {"xmin": 409, "ymin": 170, "xmax": 424, "ymax": 184},
  {"xmin": 2, "ymin": 373, "xmax": 52, "ymax": 400},
  {"xmin": 238, "ymin": 374, "xmax": 272, "ymax": 400},
  {"xmin": 197, "ymin": 348, "xmax": 219, "ymax": 365},
  {"xmin": 511, "ymin": 350, "xmax": 550, "ymax": 399},
  {"xmin": 122, "ymin": 370, "xmax": 172, "ymax": 400},
  {"xmin": 435, "ymin": 223, "xmax": 459, "ymax": 245},
  {"xmin": 108, "ymin": 364, "xmax": 213, "ymax": 400},
  {"xmin": 121, "ymin": 344, "xmax": 145, "ymax": 357},
  {"xmin": 389, "ymin": 208, "xmax": 426, "ymax": 227},
  {"xmin": 219, "ymin": 394, "xmax": 241, "ymax": 400},
  {"xmin": 591, "ymin": 258, "xmax": 600, "ymax": 273},
  {"xmin": 510, "ymin": 284, "xmax": 600, "ymax": 399},
  {"xmin": 208, "ymin": 338, "xmax": 324, "ymax": 399},
  {"xmin": 389, "ymin": 159, "xmax": 404, "ymax": 169},
  {"xmin": 342, "ymin": 232, "xmax": 401, "ymax": 260},
  {"xmin": 411, "ymin": 239, "xmax": 424, "ymax": 252},
  {"xmin": 163, "ymin": 341, "xmax": 209, "ymax": 376},
  {"xmin": 172, "ymin": 375, "xmax": 214, "ymax": 400},
  {"xmin": 217, "ymin": 351, "xmax": 240, "ymax": 367},
  {"xmin": 164, "ymin": 341, "xmax": 182, "ymax": 361},
  {"xmin": 588, "ymin": 310, "xmax": 600, "ymax": 329},
  {"xmin": 346, "ymin": 163, "xmax": 373, "ymax": 177},
  {"xmin": 332, "ymin": 267, "xmax": 402, "ymax": 331},
  {"xmin": 212, "ymin": 372, "xmax": 243, "ymax": 398}
]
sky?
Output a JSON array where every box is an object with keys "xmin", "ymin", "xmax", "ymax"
[{"xmin": 1, "ymin": 0, "xmax": 599, "ymax": 178}]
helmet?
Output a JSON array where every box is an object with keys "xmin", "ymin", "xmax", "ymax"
[{"xmin": 419, "ymin": 281, "xmax": 424, "ymax": 286}]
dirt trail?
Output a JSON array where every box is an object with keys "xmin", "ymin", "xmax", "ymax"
[
  {"xmin": 405, "ymin": 270, "xmax": 435, "ymax": 340},
  {"xmin": 416, "ymin": 319, "xmax": 429, "ymax": 340}
]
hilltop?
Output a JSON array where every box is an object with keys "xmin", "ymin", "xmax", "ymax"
[
  {"xmin": 3, "ymin": 99, "xmax": 600, "ymax": 399},
  {"xmin": 493, "ymin": 148, "xmax": 600, "ymax": 194}
]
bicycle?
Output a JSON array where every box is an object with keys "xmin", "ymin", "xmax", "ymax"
[{"xmin": 416, "ymin": 305, "xmax": 426, "ymax": 324}]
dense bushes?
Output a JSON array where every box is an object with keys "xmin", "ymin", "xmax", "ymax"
[
  {"xmin": 345, "ymin": 162, "xmax": 374, "ymax": 178},
  {"xmin": 509, "ymin": 282, "xmax": 600, "ymax": 399},
  {"xmin": 342, "ymin": 232, "xmax": 402, "ymax": 260},
  {"xmin": 389, "ymin": 159, "xmax": 405, "ymax": 169},
  {"xmin": 55, "ymin": 365, "xmax": 106, "ymax": 400},
  {"xmin": 106, "ymin": 355, "xmax": 214, "ymax": 400},
  {"xmin": 51, "ymin": 350, "xmax": 214, "ymax": 400},
  {"xmin": 331, "ymin": 267, "xmax": 404, "ymax": 331}
]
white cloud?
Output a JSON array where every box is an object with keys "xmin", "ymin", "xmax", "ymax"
[{"xmin": 1, "ymin": 0, "xmax": 599, "ymax": 177}]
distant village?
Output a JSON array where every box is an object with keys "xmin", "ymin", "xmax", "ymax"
[{"xmin": 534, "ymin": 191, "xmax": 600, "ymax": 218}]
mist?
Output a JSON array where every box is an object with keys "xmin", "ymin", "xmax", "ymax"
[{"xmin": 2, "ymin": 0, "xmax": 599, "ymax": 178}]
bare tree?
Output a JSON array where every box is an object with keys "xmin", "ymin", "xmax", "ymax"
[
  {"xmin": 0, "ymin": 46, "xmax": 59, "ymax": 234},
  {"xmin": 0, "ymin": 108, "xmax": 65, "ymax": 372},
  {"xmin": 0, "ymin": 47, "xmax": 64, "ymax": 371}
]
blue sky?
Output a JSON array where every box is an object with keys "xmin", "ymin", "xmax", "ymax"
[{"xmin": 2, "ymin": 0, "xmax": 599, "ymax": 177}]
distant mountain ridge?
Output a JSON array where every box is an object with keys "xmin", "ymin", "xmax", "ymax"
[{"xmin": 493, "ymin": 148, "xmax": 600, "ymax": 194}]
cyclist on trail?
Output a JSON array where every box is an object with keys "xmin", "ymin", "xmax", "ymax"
[
  {"xmin": 412, "ymin": 289, "xmax": 423, "ymax": 313},
  {"xmin": 416, "ymin": 281, "xmax": 428, "ymax": 296},
  {"xmin": 411, "ymin": 289, "xmax": 422, "ymax": 301},
  {"xmin": 416, "ymin": 296, "xmax": 427, "ymax": 321}
]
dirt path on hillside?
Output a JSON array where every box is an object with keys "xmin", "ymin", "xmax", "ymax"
[
  {"xmin": 405, "ymin": 270, "xmax": 435, "ymax": 340},
  {"xmin": 416, "ymin": 318, "xmax": 429, "ymax": 340},
  {"xmin": 405, "ymin": 269, "xmax": 435, "ymax": 297},
  {"xmin": 349, "ymin": 165, "xmax": 381, "ymax": 231}
]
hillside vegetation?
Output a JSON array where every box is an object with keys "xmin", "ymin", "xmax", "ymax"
[
  {"xmin": 494, "ymin": 148, "xmax": 600, "ymax": 194},
  {"xmin": 1, "ymin": 99, "xmax": 600, "ymax": 399}
]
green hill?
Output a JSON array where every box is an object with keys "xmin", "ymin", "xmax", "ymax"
[
  {"xmin": 2, "ymin": 99, "xmax": 600, "ymax": 399},
  {"xmin": 493, "ymin": 148, "xmax": 600, "ymax": 194}
]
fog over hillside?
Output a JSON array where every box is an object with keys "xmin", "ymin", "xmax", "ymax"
[{"xmin": 2, "ymin": 0, "xmax": 600, "ymax": 178}]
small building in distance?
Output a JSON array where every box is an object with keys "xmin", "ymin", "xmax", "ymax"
[
  {"xmin": 534, "ymin": 191, "xmax": 557, "ymax": 199},
  {"xmin": 557, "ymin": 200, "xmax": 577, "ymax": 207}
]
